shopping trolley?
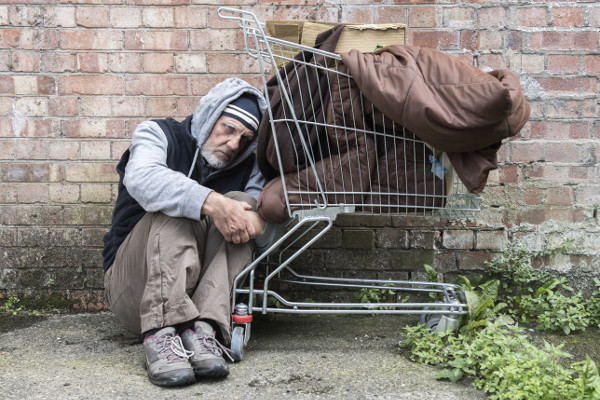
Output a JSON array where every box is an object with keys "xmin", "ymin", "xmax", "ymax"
[{"xmin": 218, "ymin": 7, "xmax": 481, "ymax": 361}]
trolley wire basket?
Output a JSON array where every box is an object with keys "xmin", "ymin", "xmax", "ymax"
[{"xmin": 218, "ymin": 7, "xmax": 479, "ymax": 361}]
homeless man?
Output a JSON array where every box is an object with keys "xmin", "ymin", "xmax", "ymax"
[{"xmin": 102, "ymin": 78, "xmax": 280, "ymax": 387}]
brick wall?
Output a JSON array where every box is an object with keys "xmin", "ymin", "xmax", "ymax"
[{"xmin": 0, "ymin": 1, "xmax": 598, "ymax": 309}]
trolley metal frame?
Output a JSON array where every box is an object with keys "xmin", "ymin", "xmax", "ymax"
[{"xmin": 218, "ymin": 7, "xmax": 481, "ymax": 361}]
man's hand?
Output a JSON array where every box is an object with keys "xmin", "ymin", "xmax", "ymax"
[{"xmin": 202, "ymin": 192, "xmax": 264, "ymax": 244}]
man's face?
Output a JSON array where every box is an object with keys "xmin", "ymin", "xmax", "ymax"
[{"xmin": 202, "ymin": 115, "xmax": 254, "ymax": 169}]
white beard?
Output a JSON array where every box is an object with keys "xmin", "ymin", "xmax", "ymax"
[{"xmin": 201, "ymin": 146, "xmax": 230, "ymax": 169}]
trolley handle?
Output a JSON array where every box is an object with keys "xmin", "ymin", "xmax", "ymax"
[{"xmin": 217, "ymin": 7, "xmax": 267, "ymax": 59}]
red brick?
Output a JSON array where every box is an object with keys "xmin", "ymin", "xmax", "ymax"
[
  {"xmin": 2, "ymin": 163, "xmax": 55, "ymax": 182},
  {"xmin": 60, "ymin": 30, "xmax": 122, "ymax": 50},
  {"xmin": 506, "ymin": 31, "xmax": 523, "ymax": 51},
  {"xmin": 442, "ymin": 230, "xmax": 473, "ymax": 250},
  {"xmin": 480, "ymin": 31, "xmax": 502, "ymax": 50},
  {"xmin": 0, "ymin": 28, "xmax": 21, "ymax": 48},
  {"xmin": 522, "ymin": 208, "xmax": 546, "ymax": 225},
  {"xmin": 125, "ymin": 75, "xmax": 187, "ymax": 95},
  {"xmin": 105, "ymin": 120, "xmax": 126, "ymax": 139},
  {"xmin": 124, "ymin": 31, "xmax": 188, "ymax": 51},
  {"xmin": 43, "ymin": 53, "xmax": 76, "ymax": 72},
  {"xmin": 510, "ymin": 141, "xmax": 544, "ymax": 163},
  {"xmin": 109, "ymin": 7, "xmax": 142, "ymax": 28},
  {"xmin": 142, "ymin": 53, "xmax": 174, "ymax": 73},
  {"xmin": 80, "ymin": 97, "xmax": 110, "ymax": 117},
  {"xmin": 0, "ymin": 184, "xmax": 17, "ymax": 203},
  {"xmin": 590, "ymin": 6, "xmax": 600, "ymax": 27},
  {"xmin": 177, "ymin": 98, "xmax": 199, "ymax": 118},
  {"xmin": 544, "ymin": 100, "xmax": 581, "ymax": 119},
  {"xmin": 18, "ymin": 184, "xmax": 49, "ymax": 203},
  {"xmin": 14, "ymin": 119, "xmax": 52, "ymax": 138},
  {"xmin": 81, "ymin": 183, "xmax": 112, "ymax": 203},
  {"xmin": 108, "ymin": 53, "xmax": 141, "ymax": 73},
  {"xmin": 0, "ymin": 140, "xmax": 14, "ymax": 159},
  {"xmin": 547, "ymin": 55, "xmax": 580, "ymax": 74},
  {"xmin": 409, "ymin": 6, "xmax": 436, "ymax": 27},
  {"xmin": 77, "ymin": 53, "xmax": 108, "ymax": 73},
  {"xmin": 538, "ymin": 77, "xmax": 596, "ymax": 95},
  {"xmin": 583, "ymin": 99, "xmax": 598, "ymax": 118},
  {"xmin": 44, "ymin": 6, "xmax": 76, "ymax": 27},
  {"xmin": 59, "ymin": 75, "xmax": 122, "ymax": 95},
  {"xmin": 569, "ymin": 166, "xmax": 588, "ymax": 180},
  {"xmin": 175, "ymin": 54, "xmax": 207, "ymax": 73},
  {"xmin": 12, "ymin": 51, "xmax": 42, "ymax": 72},
  {"xmin": 551, "ymin": 7, "xmax": 583, "ymax": 27},
  {"xmin": 341, "ymin": 7, "xmax": 372, "ymax": 24},
  {"xmin": 19, "ymin": 30, "xmax": 59, "ymax": 50},
  {"xmin": 408, "ymin": 30, "xmax": 459, "ymax": 49},
  {"xmin": 190, "ymin": 75, "xmax": 228, "ymax": 96},
  {"xmin": 531, "ymin": 31, "xmax": 599, "ymax": 51},
  {"xmin": 49, "ymin": 97, "xmax": 78, "ymax": 116},
  {"xmin": 499, "ymin": 164, "xmax": 519, "ymax": 183},
  {"xmin": 478, "ymin": 7, "xmax": 506, "ymax": 29},
  {"xmin": 272, "ymin": 7, "xmax": 338, "ymax": 27},
  {"xmin": 523, "ymin": 187, "xmax": 542, "ymax": 205},
  {"xmin": 66, "ymin": 163, "xmax": 118, "ymax": 183},
  {"xmin": 546, "ymin": 187, "xmax": 573, "ymax": 206},
  {"xmin": 76, "ymin": 6, "xmax": 108, "ymax": 27},
  {"xmin": 375, "ymin": 6, "xmax": 408, "ymax": 24},
  {"xmin": 133, "ymin": 0, "xmax": 189, "ymax": 5},
  {"xmin": 569, "ymin": 121, "xmax": 591, "ymax": 139},
  {"xmin": 576, "ymin": 186, "xmax": 600, "ymax": 206},
  {"xmin": 461, "ymin": 31, "xmax": 479, "ymax": 50},
  {"xmin": 175, "ymin": 6, "xmax": 207, "ymax": 28},
  {"xmin": 478, "ymin": 54, "xmax": 504, "ymax": 70},
  {"xmin": 49, "ymin": 141, "xmax": 79, "ymax": 160},
  {"xmin": 207, "ymin": 54, "xmax": 239, "ymax": 74},
  {"xmin": 545, "ymin": 208, "xmax": 579, "ymax": 224},
  {"xmin": 37, "ymin": 76, "xmax": 55, "ymax": 95},
  {"xmin": 145, "ymin": 98, "xmax": 177, "ymax": 117},
  {"xmin": 516, "ymin": 7, "xmax": 547, "ymax": 27},
  {"xmin": 112, "ymin": 97, "xmax": 144, "ymax": 117},
  {"xmin": 15, "ymin": 139, "xmax": 48, "ymax": 160},
  {"xmin": 546, "ymin": 142, "xmax": 579, "ymax": 162},
  {"xmin": 457, "ymin": 251, "xmax": 494, "ymax": 271},
  {"xmin": 583, "ymin": 55, "xmax": 600, "ymax": 75},
  {"xmin": 142, "ymin": 7, "xmax": 175, "ymax": 28},
  {"xmin": 0, "ymin": 76, "xmax": 14, "ymax": 94}
]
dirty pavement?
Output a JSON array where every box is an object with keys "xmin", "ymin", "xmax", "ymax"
[{"xmin": 0, "ymin": 312, "xmax": 488, "ymax": 399}]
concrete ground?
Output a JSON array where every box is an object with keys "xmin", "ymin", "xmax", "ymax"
[{"xmin": 0, "ymin": 312, "xmax": 488, "ymax": 400}]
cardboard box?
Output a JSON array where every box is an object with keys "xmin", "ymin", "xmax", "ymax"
[{"xmin": 265, "ymin": 20, "xmax": 405, "ymax": 70}]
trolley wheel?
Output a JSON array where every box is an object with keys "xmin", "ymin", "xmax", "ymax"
[
  {"xmin": 418, "ymin": 306, "xmax": 435, "ymax": 326},
  {"xmin": 230, "ymin": 326, "xmax": 245, "ymax": 362},
  {"xmin": 424, "ymin": 316, "xmax": 442, "ymax": 331}
]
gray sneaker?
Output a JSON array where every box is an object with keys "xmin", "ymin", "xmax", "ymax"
[
  {"xmin": 181, "ymin": 321, "xmax": 233, "ymax": 379},
  {"xmin": 143, "ymin": 327, "xmax": 196, "ymax": 387}
]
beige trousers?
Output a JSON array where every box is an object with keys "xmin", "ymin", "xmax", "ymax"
[{"xmin": 103, "ymin": 191, "xmax": 254, "ymax": 343}]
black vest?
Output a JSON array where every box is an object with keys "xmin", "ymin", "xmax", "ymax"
[{"xmin": 102, "ymin": 116, "xmax": 255, "ymax": 272}]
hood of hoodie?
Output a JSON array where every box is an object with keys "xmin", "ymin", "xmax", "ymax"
[{"xmin": 190, "ymin": 78, "xmax": 267, "ymax": 172}]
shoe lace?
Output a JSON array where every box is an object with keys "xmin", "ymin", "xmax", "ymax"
[
  {"xmin": 155, "ymin": 334, "xmax": 194, "ymax": 364},
  {"xmin": 196, "ymin": 335, "xmax": 234, "ymax": 362}
]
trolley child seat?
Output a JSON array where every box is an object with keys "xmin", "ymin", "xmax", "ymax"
[{"xmin": 218, "ymin": 8, "xmax": 481, "ymax": 361}]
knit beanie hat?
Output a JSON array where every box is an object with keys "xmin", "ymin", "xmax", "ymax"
[{"xmin": 222, "ymin": 93, "xmax": 262, "ymax": 135}]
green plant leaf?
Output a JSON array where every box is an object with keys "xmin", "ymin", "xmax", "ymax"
[
  {"xmin": 424, "ymin": 264, "xmax": 438, "ymax": 283},
  {"xmin": 435, "ymin": 368, "xmax": 464, "ymax": 382},
  {"xmin": 580, "ymin": 356, "xmax": 600, "ymax": 400}
]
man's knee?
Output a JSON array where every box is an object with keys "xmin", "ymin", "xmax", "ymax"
[{"xmin": 225, "ymin": 191, "xmax": 257, "ymax": 210}]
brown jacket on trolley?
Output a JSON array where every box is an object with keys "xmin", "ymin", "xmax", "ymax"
[{"xmin": 340, "ymin": 45, "xmax": 531, "ymax": 193}]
